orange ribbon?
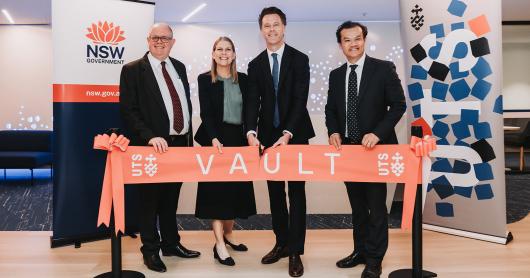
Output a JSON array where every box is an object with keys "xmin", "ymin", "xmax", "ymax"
[
  {"xmin": 94, "ymin": 134, "xmax": 436, "ymax": 234},
  {"xmin": 93, "ymin": 133, "xmax": 130, "ymax": 234},
  {"xmin": 410, "ymin": 135, "xmax": 437, "ymax": 157}
]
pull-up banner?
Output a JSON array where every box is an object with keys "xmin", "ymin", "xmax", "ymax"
[
  {"xmin": 399, "ymin": 0, "xmax": 508, "ymax": 243},
  {"xmin": 94, "ymin": 134, "xmax": 437, "ymax": 234},
  {"xmin": 52, "ymin": 0, "xmax": 154, "ymax": 245}
]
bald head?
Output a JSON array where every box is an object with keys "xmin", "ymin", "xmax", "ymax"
[
  {"xmin": 147, "ymin": 23, "xmax": 175, "ymax": 61},
  {"xmin": 149, "ymin": 23, "xmax": 173, "ymax": 38}
]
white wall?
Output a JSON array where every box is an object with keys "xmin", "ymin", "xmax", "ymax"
[
  {"xmin": 0, "ymin": 25, "xmax": 53, "ymax": 130},
  {"xmin": 502, "ymin": 25, "xmax": 530, "ymax": 112}
]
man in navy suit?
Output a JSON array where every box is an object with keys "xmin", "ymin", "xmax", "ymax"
[
  {"xmin": 246, "ymin": 7, "xmax": 315, "ymax": 277},
  {"xmin": 325, "ymin": 21, "xmax": 406, "ymax": 278}
]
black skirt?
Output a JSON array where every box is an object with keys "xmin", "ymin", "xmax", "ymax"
[{"xmin": 195, "ymin": 123, "xmax": 257, "ymax": 220}]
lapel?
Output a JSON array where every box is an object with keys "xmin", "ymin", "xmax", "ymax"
[
  {"xmin": 358, "ymin": 55, "xmax": 375, "ymax": 102},
  {"xmin": 169, "ymin": 57, "xmax": 193, "ymax": 118},
  {"xmin": 278, "ymin": 44, "xmax": 293, "ymax": 94},
  {"xmin": 258, "ymin": 50, "xmax": 275, "ymax": 94},
  {"xmin": 140, "ymin": 53, "xmax": 168, "ymax": 119},
  {"xmin": 336, "ymin": 63, "xmax": 348, "ymax": 124}
]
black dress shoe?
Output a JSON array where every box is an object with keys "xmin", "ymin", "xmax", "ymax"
[
  {"xmin": 361, "ymin": 264, "xmax": 382, "ymax": 278},
  {"xmin": 161, "ymin": 242, "xmax": 201, "ymax": 258},
  {"xmin": 336, "ymin": 251, "xmax": 366, "ymax": 268},
  {"xmin": 224, "ymin": 236, "xmax": 248, "ymax": 251},
  {"xmin": 143, "ymin": 254, "xmax": 167, "ymax": 273},
  {"xmin": 289, "ymin": 254, "xmax": 304, "ymax": 277},
  {"xmin": 213, "ymin": 245, "xmax": 235, "ymax": 266},
  {"xmin": 261, "ymin": 244, "xmax": 289, "ymax": 264}
]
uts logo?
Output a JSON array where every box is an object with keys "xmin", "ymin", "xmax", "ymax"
[{"xmin": 85, "ymin": 21, "xmax": 125, "ymax": 64}]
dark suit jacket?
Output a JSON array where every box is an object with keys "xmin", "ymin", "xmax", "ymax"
[
  {"xmin": 325, "ymin": 55, "xmax": 406, "ymax": 144},
  {"xmin": 246, "ymin": 44, "xmax": 315, "ymax": 146},
  {"xmin": 194, "ymin": 71, "xmax": 248, "ymax": 146},
  {"xmin": 119, "ymin": 52, "xmax": 193, "ymax": 146}
]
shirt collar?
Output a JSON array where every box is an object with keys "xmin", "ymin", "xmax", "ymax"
[
  {"xmin": 147, "ymin": 52, "xmax": 171, "ymax": 69},
  {"xmin": 346, "ymin": 52, "xmax": 366, "ymax": 69},
  {"xmin": 267, "ymin": 43, "xmax": 285, "ymax": 59}
]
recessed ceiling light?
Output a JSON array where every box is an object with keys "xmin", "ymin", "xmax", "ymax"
[
  {"xmin": 2, "ymin": 9, "xmax": 15, "ymax": 24},
  {"xmin": 182, "ymin": 3, "xmax": 207, "ymax": 23}
]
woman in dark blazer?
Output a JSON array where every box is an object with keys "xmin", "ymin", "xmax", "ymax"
[{"xmin": 194, "ymin": 37, "xmax": 256, "ymax": 266}]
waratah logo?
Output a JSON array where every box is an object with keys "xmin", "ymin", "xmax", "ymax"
[
  {"xmin": 86, "ymin": 21, "xmax": 126, "ymax": 45},
  {"xmin": 85, "ymin": 21, "xmax": 126, "ymax": 65}
]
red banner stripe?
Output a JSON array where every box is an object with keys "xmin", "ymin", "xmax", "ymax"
[{"xmin": 53, "ymin": 84, "xmax": 120, "ymax": 103}]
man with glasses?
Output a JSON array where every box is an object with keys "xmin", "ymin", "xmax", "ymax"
[{"xmin": 120, "ymin": 23, "xmax": 200, "ymax": 273}]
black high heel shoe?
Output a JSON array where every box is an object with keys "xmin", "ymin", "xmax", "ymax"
[
  {"xmin": 213, "ymin": 245, "xmax": 235, "ymax": 266},
  {"xmin": 223, "ymin": 236, "xmax": 248, "ymax": 252}
]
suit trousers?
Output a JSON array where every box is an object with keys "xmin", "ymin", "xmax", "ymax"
[
  {"xmin": 138, "ymin": 134, "xmax": 188, "ymax": 256},
  {"xmin": 343, "ymin": 139, "xmax": 388, "ymax": 265},
  {"xmin": 266, "ymin": 128, "xmax": 307, "ymax": 255},
  {"xmin": 344, "ymin": 181, "xmax": 388, "ymax": 264}
]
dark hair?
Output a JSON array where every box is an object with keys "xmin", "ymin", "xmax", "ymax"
[
  {"xmin": 336, "ymin": 21, "xmax": 368, "ymax": 43},
  {"xmin": 259, "ymin": 7, "xmax": 287, "ymax": 28}
]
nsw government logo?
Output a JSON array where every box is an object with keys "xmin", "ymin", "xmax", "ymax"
[{"xmin": 85, "ymin": 21, "xmax": 126, "ymax": 65}]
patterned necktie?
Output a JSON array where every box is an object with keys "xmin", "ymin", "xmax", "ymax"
[
  {"xmin": 347, "ymin": 64, "xmax": 360, "ymax": 143},
  {"xmin": 271, "ymin": 53, "xmax": 280, "ymax": 128},
  {"xmin": 161, "ymin": 61, "xmax": 184, "ymax": 133}
]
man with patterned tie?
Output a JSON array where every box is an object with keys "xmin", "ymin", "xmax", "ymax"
[
  {"xmin": 120, "ymin": 23, "xmax": 200, "ymax": 273},
  {"xmin": 246, "ymin": 7, "xmax": 314, "ymax": 278},
  {"xmin": 325, "ymin": 21, "xmax": 406, "ymax": 278}
]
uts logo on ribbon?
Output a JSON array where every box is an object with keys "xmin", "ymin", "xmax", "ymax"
[{"xmin": 85, "ymin": 21, "xmax": 126, "ymax": 64}]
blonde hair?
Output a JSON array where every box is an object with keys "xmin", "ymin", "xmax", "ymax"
[{"xmin": 210, "ymin": 36, "xmax": 238, "ymax": 83}]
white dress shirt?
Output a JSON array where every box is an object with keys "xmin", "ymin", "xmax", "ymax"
[
  {"xmin": 148, "ymin": 52, "xmax": 190, "ymax": 135},
  {"xmin": 247, "ymin": 43, "xmax": 293, "ymax": 139},
  {"xmin": 344, "ymin": 52, "xmax": 366, "ymax": 138}
]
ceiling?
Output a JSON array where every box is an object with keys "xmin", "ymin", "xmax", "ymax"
[{"xmin": 1, "ymin": 0, "xmax": 529, "ymax": 25}]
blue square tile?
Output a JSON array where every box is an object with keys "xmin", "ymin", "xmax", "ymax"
[
  {"xmin": 454, "ymin": 160, "xmax": 471, "ymax": 174},
  {"xmin": 471, "ymin": 57, "xmax": 493, "ymax": 79},
  {"xmin": 493, "ymin": 95, "xmax": 503, "ymax": 114},
  {"xmin": 460, "ymin": 109, "xmax": 479, "ymax": 124},
  {"xmin": 432, "ymin": 81, "xmax": 449, "ymax": 100},
  {"xmin": 473, "ymin": 122, "xmax": 492, "ymax": 139},
  {"xmin": 449, "ymin": 79, "xmax": 471, "ymax": 101},
  {"xmin": 408, "ymin": 82, "xmax": 424, "ymax": 101},
  {"xmin": 430, "ymin": 24, "xmax": 445, "ymax": 38},
  {"xmin": 450, "ymin": 61, "xmax": 469, "ymax": 79},
  {"xmin": 475, "ymin": 184, "xmax": 494, "ymax": 200},
  {"xmin": 411, "ymin": 65, "xmax": 428, "ymax": 80},
  {"xmin": 436, "ymin": 202, "xmax": 454, "ymax": 217},
  {"xmin": 451, "ymin": 121, "xmax": 471, "ymax": 139},
  {"xmin": 432, "ymin": 158, "xmax": 452, "ymax": 172},
  {"xmin": 451, "ymin": 22, "xmax": 465, "ymax": 31},
  {"xmin": 454, "ymin": 186, "xmax": 473, "ymax": 198},
  {"xmin": 432, "ymin": 121, "xmax": 450, "ymax": 138},
  {"xmin": 448, "ymin": 0, "xmax": 467, "ymax": 17},
  {"xmin": 432, "ymin": 175, "xmax": 451, "ymax": 186},
  {"xmin": 453, "ymin": 42, "xmax": 468, "ymax": 59},
  {"xmin": 412, "ymin": 104, "xmax": 421, "ymax": 118},
  {"xmin": 473, "ymin": 163, "xmax": 494, "ymax": 181},
  {"xmin": 471, "ymin": 79, "xmax": 492, "ymax": 100}
]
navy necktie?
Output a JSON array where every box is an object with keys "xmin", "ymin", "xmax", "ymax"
[
  {"xmin": 347, "ymin": 64, "xmax": 360, "ymax": 143},
  {"xmin": 271, "ymin": 53, "xmax": 280, "ymax": 128}
]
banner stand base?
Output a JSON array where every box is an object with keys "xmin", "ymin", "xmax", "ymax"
[
  {"xmin": 388, "ymin": 269, "xmax": 437, "ymax": 278},
  {"xmin": 94, "ymin": 270, "xmax": 144, "ymax": 278},
  {"xmin": 423, "ymin": 224, "xmax": 512, "ymax": 245}
]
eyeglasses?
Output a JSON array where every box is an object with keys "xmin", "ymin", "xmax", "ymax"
[{"xmin": 149, "ymin": 36, "xmax": 172, "ymax": 43}]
